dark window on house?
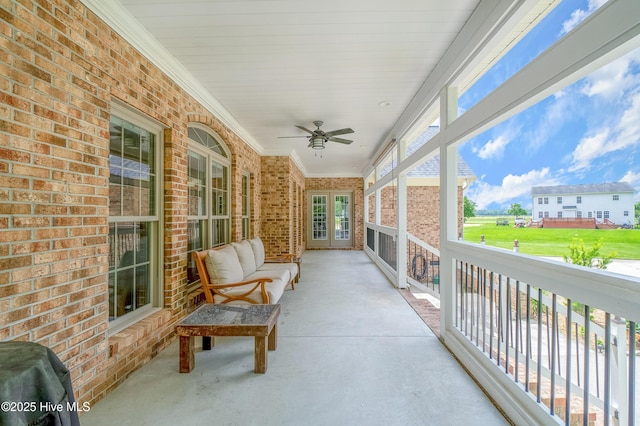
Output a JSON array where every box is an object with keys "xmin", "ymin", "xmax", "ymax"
[{"xmin": 613, "ymin": 194, "xmax": 619, "ymax": 201}]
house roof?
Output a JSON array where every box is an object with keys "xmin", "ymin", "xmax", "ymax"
[
  {"xmin": 531, "ymin": 182, "xmax": 634, "ymax": 196},
  {"xmin": 380, "ymin": 126, "xmax": 476, "ymax": 179}
]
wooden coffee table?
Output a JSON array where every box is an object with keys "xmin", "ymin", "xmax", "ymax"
[{"xmin": 176, "ymin": 303, "xmax": 280, "ymax": 374}]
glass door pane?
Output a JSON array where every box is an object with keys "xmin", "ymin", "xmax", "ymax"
[
  {"xmin": 312, "ymin": 195, "xmax": 327, "ymax": 240},
  {"xmin": 334, "ymin": 195, "xmax": 350, "ymax": 240}
]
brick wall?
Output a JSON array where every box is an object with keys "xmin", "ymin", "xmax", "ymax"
[
  {"xmin": 379, "ymin": 184, "xmax": 464, "ymax": 249},
  {"xmin": 0, "ymin": 0, "xmax": 264, "ymax": 408},
  {"xmin": 305, "ymin": 177, "xmax": 364, "ymax": 250},
  {"xmin": 260, "ymin": 156, "xmax": 305, "ymax": 257}
]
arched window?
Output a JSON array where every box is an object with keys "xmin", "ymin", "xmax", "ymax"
[{"xmin": 187, "ymin": 125, "xmax": 231, "ymax": 283}]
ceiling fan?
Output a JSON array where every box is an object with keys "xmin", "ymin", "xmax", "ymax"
[{"xmin": 278, "ymin": 121, "xmax": 354, "ymax": 151}]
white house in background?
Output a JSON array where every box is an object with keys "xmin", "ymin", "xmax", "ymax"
[{"xmin": 531, "ymin": 182, "xmax": 635, "ymax": 225}]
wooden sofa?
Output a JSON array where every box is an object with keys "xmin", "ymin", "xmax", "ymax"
[{"xmin": 192, "ymin": 237, "xmax": 299, "ymax": 304}]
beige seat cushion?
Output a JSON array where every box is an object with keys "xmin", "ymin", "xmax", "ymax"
[
  {"xmin": 231, "ymin": 240, "xmax": 257, "ymax": 277},
  {"xmin": 204, "ymin": 246, "xmax": 243, "ymax": 285},
  {"xmin": 249, "ymin": 237, "xmax": 265, "ymax": 267},
  {"xmin": 258, "ymin": 262, "xmax": 298, "ymax": 283}
]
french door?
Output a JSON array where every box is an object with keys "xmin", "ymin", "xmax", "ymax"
[{"xmin": 307, "ymin": 191, "xmax": 353, "ymax": 248}]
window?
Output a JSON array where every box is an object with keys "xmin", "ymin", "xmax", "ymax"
[
  {"xmin": 588, "ymin": 211, "xmax": 593, "ymax": 218},
  {"xmin": 538, "ymin": 211, "xmax": 543, "ymax": 219},
  {"xmin": 186, "ymin": 126, "xmax": 230, "ymax": 284},
  {"xmin": 576, "ymin": 196, "xmax": 582, "ymax": 204},
  {"xmin": 613, "ymin": 194, "xmax": 619, "ymax": 201},
  {"xmin": 604, "ymin": 211, "xmax": 610, "ymax": 219},
  {"xmin": 108, "ymin": 107, "xmax": 161, "ymax": 324},
  {"xmin": 557, "ymin": 196, "xmax": 562, "ymax": 204},
  {"xmin": 596, "ymin": 211, "xmax": 603, "ymax": 219},
  {"xmin": 624, "ymin": 210, "xmax": 629, "ymax": 217},
  {"xmin": 544, "ymin": 197, "xmax": 549, "ymax": 205},
  {"xmin": 577, "ymin": 211, "xmax": 582, "ymax": 218},
  {"xmin": 538, "ymin": 197, "xmax": 543, "ymax": 205},
  {"xmin": 242, "ymin": 172, "xmax": 251, "ymax": 240},
  {"xmin": 557, "ymin": 212, "xmax": 562, "ymax": 218}
]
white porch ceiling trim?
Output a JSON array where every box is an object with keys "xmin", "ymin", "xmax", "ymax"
[{"xmin": 80, "ymin": 0, "xmax": 263, "ymax": 156}]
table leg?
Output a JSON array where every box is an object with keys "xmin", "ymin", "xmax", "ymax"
[
  {"xmin": 202, "ymin": 336, "xmax": 213, "ymax": 350},
  {"xmin": 254, "ymin": 336, "xmax": 267, "ymax": 374},
  {"xmin": 268, "ymin": 324, "xmax": 277, "ymax": 351},
  {"xmin": 179, "ymin": 336, "xmax": 194, "ymax": 373}
]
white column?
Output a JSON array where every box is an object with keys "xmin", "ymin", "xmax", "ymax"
[
  {"xmin": 439, "ymin": 85, "xmax": 459, "ymax": 341},
  {"xmin": 397, "ymin": 142, "xmax": 407, "ymax": 289}
]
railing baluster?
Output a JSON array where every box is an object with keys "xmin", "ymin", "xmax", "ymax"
[
  {"xmin": 594, "ymin": 332, "xmax": 600, "ymax": 400},
  {"xmin": 497, "ymin": 275, "xmax": 502, "ymax": 368},
  {"xmin": 482, "ymin": 268, "xmax": 487, "ymax": 354},
  {"xmin": 525, "ymin": 284, "xmax": 531, "ymax": 392},
  {"xmin": 476, "ymin": 266, "xmax": 481, "ymax": 347},
  {"xmin": 551, "ymin": 294, "xmax": 557, "ymax": 416},
  {"xmin": 537, "ymin": 288, "xmax": 543, "ymax": 404},
  {"xmin": 629, "ymin": 321, "xmax": 636, "ymax": 426},
  {"xmin": 576, "ymin": 322, "xmax": 581, "ymax": 387},
  {"xmin": 604, "ymin": 313, "xmax": 611, "ymax": 426},
  {"xmin": 583, "ymin": 305, "xmax": 590, "ymax": 426},
  {"xmin": 566, "ymin": 299, "xmax": 572, "ymax": 426},
  {"xmin": 470, "ymin": 265, "xmax": 475, "ymax": 342},
  {"xmin": 489, "ymin": 271, "xmax": 494, "ymax": 360},
  {"xmin": 505, "ymin": 277, "xmax": 511, "ymax": 376},
  {"xmin": 515, "ymin": 280, "xmax": 520, "ymax": 383}
]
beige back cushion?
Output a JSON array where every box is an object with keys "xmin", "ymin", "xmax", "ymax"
[
  {"xmin": 205, "ymin": 246, "xmax": 243, "ymax": 284},
  {"xmin": 249, "ymin": 237, "xmax": 265, "ymax": 267},
  {"xmin": 231, "ymin": 240, "xmax": 257, "ymax": 277}
]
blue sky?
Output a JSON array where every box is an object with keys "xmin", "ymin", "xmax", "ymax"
[{"xmin": 459, "ymin": 0, "xmax": 640, "ymax": 211}]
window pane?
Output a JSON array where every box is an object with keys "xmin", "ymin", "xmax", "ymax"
[
  {"xmin": 187, "ymin": 220, "xmax": 205, "ymax": 283},
  {"xmin": 312, "ymin": 195, "xmax": 327, "ymax": 240},
  {"xmin": 110, "ymin": 221, "xmax": 151, "ymax": 320},
  {"xmin": 188, "ymin": 151, "xmax": 207, "ymax": 216}
]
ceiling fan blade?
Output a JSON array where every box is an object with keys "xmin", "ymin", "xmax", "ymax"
[
  {"xmin": 328, "ymin": 137, "xmax": 353, "ymax": 144},
  {"xmin": 324, "ymin": 128, "xmax": 354, "ymax": 138},
  {"xmin": 295, "ymin": 125, "xmax": 316, "ymax": 135},
  {"xmin": 278, "ymin": 136, "xmax": 310, "ymax": 139}
]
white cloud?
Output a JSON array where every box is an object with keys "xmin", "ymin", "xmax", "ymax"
[
  {"xmin": 568, "ymin": 128, "xmax": 611, "ymax": 172},
  {"xmin": 474, "ymin": 135, "xmax": 510, "ymax": 159},
  {"xmin": 581, "ymin": 51, "xmax": 640, "ymax": 99},
  {"xmin": 561, "ymin": 0, "xmax": 608, "ymax": 35},
  {"xmin": 466, "ymin": 167, "xmax": 560, "ymax": 210},
  {"xmin": 620, "ymin": 171, "xmax": 640, "ymax": 203},
  {"xmin": 569, "ymin": 88, "xmax": 640, "ymax": 171}
]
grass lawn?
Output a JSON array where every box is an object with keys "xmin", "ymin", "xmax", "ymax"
[{"xmin": 463, "ymin": 216, "xmax": 640, "ymax": 259}]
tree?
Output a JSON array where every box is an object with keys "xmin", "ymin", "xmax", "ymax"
[
  {"xmin": 635, "ymin": 201, "xmax": 640, "ymax": 222},
  {"xmin": 464, "ymin": 196, "xmax": 476, "ymax": 221},
  {"xmin": 507, "ymin": 203, "xmax": 527, "ymax": 217},
  {"xmin": 563, "ymin": 238, "xmax": 615, "ymax": 269}
]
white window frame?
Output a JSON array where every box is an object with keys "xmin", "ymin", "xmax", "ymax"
[
  {"xmin": 186, "ymin": 125, "xmax": 231, "ymax": 285},
  {"xmin": 108, "ymin": 102, "xmax": 164, "ymax": 334},
  {"xmin": 241, "ymin": 171, "xmax": 251, "ymax": 240}
]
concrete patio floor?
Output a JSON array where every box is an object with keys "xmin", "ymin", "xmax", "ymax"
[{"xmin": 81, "ymin": 250, "xmax": 510, "ymax": 426}]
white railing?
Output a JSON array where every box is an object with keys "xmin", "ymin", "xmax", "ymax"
[{"xmin": 446, "ymin": 242, "xmax": 638, "ymax": 426}]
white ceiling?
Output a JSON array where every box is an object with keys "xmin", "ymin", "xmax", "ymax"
[{"xmin": 85, "ymin": 0, "xmax": 541, "ymax": 177}]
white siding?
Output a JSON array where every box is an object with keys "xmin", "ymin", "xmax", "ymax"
[{"xmin": 532, "ymin": 192, "xmax": 634, "ymax": 225}]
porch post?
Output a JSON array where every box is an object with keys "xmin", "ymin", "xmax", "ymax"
[
  {"xmin": 439, "ymin": 85, "xmax": 458, "ymax": 341},
  {"xmin": 397, "ymin": 142, "xmax": 408, "ymax": 289}
]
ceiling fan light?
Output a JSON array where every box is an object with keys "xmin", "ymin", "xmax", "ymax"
[{"xmin": 310, "ymin": 136, "xmax": 325, "ymax": 149}]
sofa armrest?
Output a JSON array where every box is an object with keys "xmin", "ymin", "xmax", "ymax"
[
  {"xmin": 207, "ymin": 278, "xmax": 273, "ymax": 304},
  {"xmin": 264, "ymin": 254, "xmax": 295, "ymax": 263},
  {"xmin": 193, "ymin": 249, "xmax": 272, "ymax": 304}
]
